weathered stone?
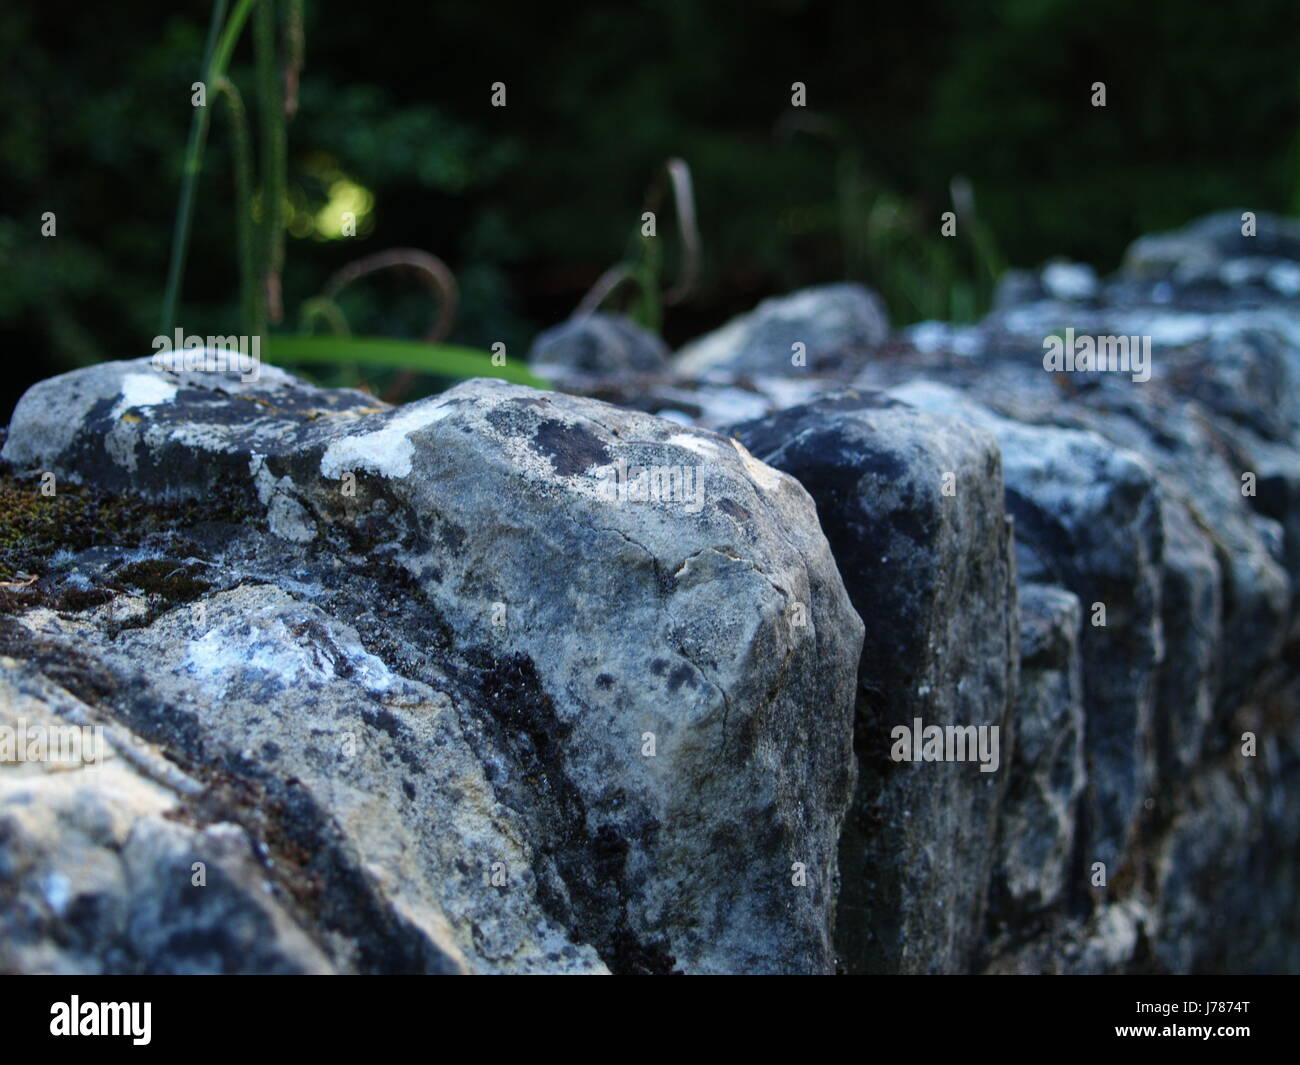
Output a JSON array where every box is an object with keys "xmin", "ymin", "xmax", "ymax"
[
  {"xmin": 1152, "ymin": 496, "xmax": 1221, "ymax": 777},
  {"xmin": 994, "ymin": 261, "xmax": 1100, "ymax": 309},
  {"xmin": 1, "ymin": 359, "xmax": 864, "ymax": 974},
  {"xmin": 885, "ymin": 380, "xmax": 1163, "ymax": 872},
  {"xmin": 989, "ymin": 583, "xmax": 1085, "ymax": 925},
  {"xmin": 674, "ymin": 282, "xmax": 889, "ymax": 378},
  {"xmin": 527, "ymin": 312, "xmax": 670, "ymax": 378},
  {"xmin": 4, "ymin": 210, "xmax": 1300, "ymax": 976},
  {"xmin": 1122, "ymin": 209, "xmax": 1300, "ymax": 285},
  {"xmin": 982, "ymin": 900, "xmax": 1151, "ymax": 975},
  {"xmin": 1152, "ymin": 725, "xmax": 1300, "ymax": 974},
  {"xmin": 0, "ymin": 664, "xmax": 334, "ymax": 975},
  {"xmin": 732, "ymin": 390, "xmax": 1017, "ymax": 973}
]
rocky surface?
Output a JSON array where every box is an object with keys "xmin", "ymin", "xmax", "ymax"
[
  {"xmin": 732, "ymin": 392, "xmax": 1016, "ymax": 974},
  {"xmin": 527, "ymin": 312, "xmax": 671, "ymax": 379},
  {"xmin": 0, "ymin": 367, "xmax": 862, "ymax": 974},
  {"xmin": 674, "ymin": 282, "xmax": 890, "ymax": 379},
  {"xmin": 2, "ymin": 210, "xmax": 1298, "ymax": 973},
  {"xmin": 988, "ymin": 584, "xmax": 1085, "ymax": 933}
]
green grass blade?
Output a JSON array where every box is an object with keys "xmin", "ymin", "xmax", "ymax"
[
  {"xmin": 263, "ymin": 335, "xmax": 549, "ymax": 388},
  {"xmin": 159, "ymin": 0, "xmax": 227, "ymax": 337},
  {"xmin": 159, "ymin": 0, "xmax": 260, "ymax": 336}
]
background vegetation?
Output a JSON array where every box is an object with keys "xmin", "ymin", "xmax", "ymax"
[{"xmin": 3, "ymin": 0, "xmax": 1299, "ymax": 419}]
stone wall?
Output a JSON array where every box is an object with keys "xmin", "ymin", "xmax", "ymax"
[{"xmin": 1, "ymin": 211, "xmax": 1296, "ymax": 973}]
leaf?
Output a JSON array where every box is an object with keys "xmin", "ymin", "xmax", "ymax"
[{"xmin": 264, "ymin": 335, "xmax": 549, "ymax": 387}]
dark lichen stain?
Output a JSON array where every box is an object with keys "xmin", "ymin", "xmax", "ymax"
[
  {"xmin": 0, "ymin": 616, "xmax": 118, "ymax": 708},
  {"xmin": 197, "ymin": 770, "xmax": 460, "ymax": 974},
  {"xmin": 362, "ymin": 706, "xmax": 403, "ymax": 740},
  {"xmin": 360, "ymin": 707, "xmax": 425, "ymax": 773},
  {"xmin": 437, "ymin": 518, "xmax": 467, "ymax": 553},
  {"xmin": 56, "ymin": 587, "xmax": 115, "ymax": 612},
  {"xmin": 667, "ymin": 664, "xmax": 695, "ymax": 694},
  {"xmin": 0, "ymin": 472, "xmax": 252, "ymax": 598},
  {"xmin": 530, "ymin": 418, "xmax": 612, "ymax": 477},
  {"xmin": 460, "ymin": 648, "xmax": 679, "ymax": 974},
  {"xmin": 717, "ymin": 497, "xmax": 751, "ymax": 523},
  {"xmin": 114, "ymin": 559, "xmax": 212, "ymax": 604}
]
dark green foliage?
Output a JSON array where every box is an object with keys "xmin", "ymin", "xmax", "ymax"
[{"xmin": 2, "ymin": 0, "xmax": 1298, "ymax": 417}]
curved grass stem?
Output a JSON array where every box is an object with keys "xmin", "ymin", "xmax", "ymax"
[{"xmin": 159, "ymin": 0, "xmax": 260, "ymax": 337}]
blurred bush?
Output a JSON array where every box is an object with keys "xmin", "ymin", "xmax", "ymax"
[{"xmin": 2, "ymin": 0, "xmax": 1298, "ymax": 417}]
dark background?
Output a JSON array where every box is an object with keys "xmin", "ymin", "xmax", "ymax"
[{"xmin": 4, "ymin": 0, "xmax": 1300, "ymax": 420}]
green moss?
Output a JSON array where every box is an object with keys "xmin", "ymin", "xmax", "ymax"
[
  {"xmin": 0, "ymin": 472, "xmax": 255, "ymax": 592},
  {"xmin": 113, "ymin": 559, "xmax": 212, "ymax": 604}
]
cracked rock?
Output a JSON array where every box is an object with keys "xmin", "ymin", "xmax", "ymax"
[{"xmin": 1, "ymin": 362, "xmax": 863, "ymax": 974}]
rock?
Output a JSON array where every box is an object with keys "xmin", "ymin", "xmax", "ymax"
[
  {"xmin": 991, "ymin": 268, "xmax": 1044, "ymax": 310},
  {"xmin": 0, "ymin": 663, "xmax": 334, "ymax": 975},
  {"xmin": 5, "ymin": 209, "xmax": 1300, "ymax": 976},
  {"xmin": 1041, "ymin": 261, "xmax": 1101, "ymax": 302},
  {"xmin": 994, "ymin": 261, "xmax": 1100, "ymax": 309},
  {"xmin": 1151, "ymin": 497, "xmax": 1221, "ymax": 778},
  {"xmin": 885, "ymin": 380, "xmax": 1163, "ymax": 872},
  {"xmin": 1152, "ymin": 719, "xmax": 1300, "ymax": 973},
  {"xmin": 2, "ymin": 585, "xmax": 605, "ymax": 975},
  {"xmin": 527, "ymin": 313, "xmax": 670, "ymax": 378},
  {"xmin": 1122, "ymin": 209, "xmax": 1300, "ymax": 284},
  {"xmin": 853, "ymin": 292, "xmax": 1300, "ymax": 750},
  {"xmin": 983, "ymin": 899, "xmax": 1151, "ymax": 975},
  {"xmin": 0, "ymin": 359, "xmax": 863, "ymax": 974},
  {"xmin": 674, "ymin": 283, "xmax": 890, "ymax": 378},
  {"xmin": 731, "ymin": 390, "xmax": 1017, "ymax": 973},
  {"xmin": 1173, "ymin": 325, "xmax": 1299, "ymax": 442},
  {"xmin": 989, "ymin": 583, "xmax": 1085, "ymax": 924}
]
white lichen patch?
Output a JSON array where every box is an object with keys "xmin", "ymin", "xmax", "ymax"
[
  {"xmin": 183, "ymin": 613, "xmax": 399, "ymax": 699},
  {"xmin": 730, "ymin": 437, "xmax": 785, "ymax": 494},
  {"xmin": 110, "ymin": 373, "xmax": 178, "ymax": 419},
  {"xmin": 320, "ymin": 398, "xmax": 458, "ymax": 480},
  {"xmin": 667, "ymin": 432, "xmax": 725, "ymax": 460},
  {"xmin": 99, "ymin": 372, "xmax": 182, "ymax": 472},
  {"xmin": 249, "ymin": 456, "xmax": 315, "ymax": 542},
  {"xmin": 266, "ymin": 493, "xmax": 316, "ymax": 543}
]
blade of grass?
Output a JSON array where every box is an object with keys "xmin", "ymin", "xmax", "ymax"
[
  {"xmin": 254, "ymin": 0, "xmax": 286, "ymax": 324},
  {"xmin": 159, "ymin": 0, "xmax": 260, "ymax": 336},
  {"xmin": 214, "ymin": 76, "xmax": 262, "ymax": 337},
  {"xmin": 264, "ymin": 335, "xmax": 549, "ymax": 388}
]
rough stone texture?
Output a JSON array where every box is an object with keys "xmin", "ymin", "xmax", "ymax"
[
  {"xmin": 0, "ymin": 664, "xmax": 334, "ymax": 975},
  {"xmin": 1150, "ymin": 721, "xmax": 1300, "ymax": 973},
  {"xmin": 732, "ymin": 391, "xmax": 1017, "ymax": 973},
  {"xmin": 884, "ymin": 380, "xmax": 1163, "ymax": 871},
  {"xmin": 659, "ymin": 210, "xmax": 1296, "ymax": 973},
  {"xmin": 988, "ymin": 583, "xmax": 1085, "ymax": 927},
  {"xmin": 851, "ymin": 213, "xmax": 1300, "ymax": 972},
  {"xmin": 1, "ymin": 364, "xmax": 863, "ymax": 974},
  {"xmin": 673, "ymin": 282, "xmax": 890, "ymax": 378},
  {"xmin": 527, "ymin": 312, "xmax": 671, "ymax": 378},
  {"xmin": 4, "ymin": 208, "xmax": 1300, "ymax": 974}
]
